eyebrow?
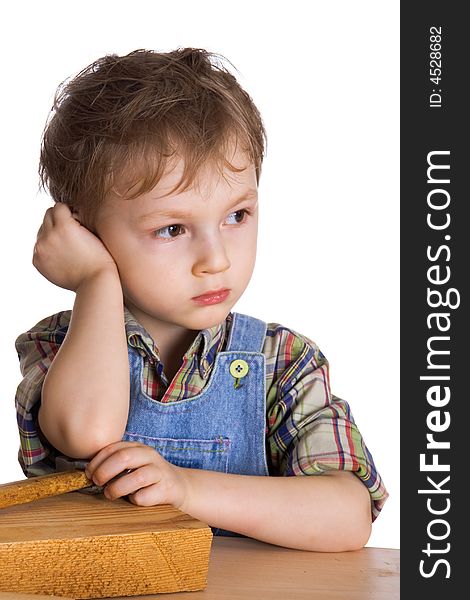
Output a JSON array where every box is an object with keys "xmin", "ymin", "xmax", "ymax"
[{"xmin": 137, "ymin": 189, "xmax": 258, "ymax": 223}]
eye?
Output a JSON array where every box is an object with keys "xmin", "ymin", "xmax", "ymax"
[
  {"xmin": 153, "ymin": 224, "xmax": 185, "ymax": 239},
  {"xmin": 225, "ymin": 209, "xmax": 250, "ymax": 225}
]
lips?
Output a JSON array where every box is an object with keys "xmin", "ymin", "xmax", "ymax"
[
  {"xmin": 192, "ymin": 289, "xmax": 230, "ymax": 306},
  {"xmin": 192, "ymin": 288, "xmax": 230, "ymax": 300}
]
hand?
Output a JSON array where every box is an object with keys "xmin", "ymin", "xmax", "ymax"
[
  {"xmin": 84, "ymin": 441, "xmax": 190, "ymax": 510},
  {"xmin": 33, "ymin": 202, "xmax": 117, "ymax": 292}
]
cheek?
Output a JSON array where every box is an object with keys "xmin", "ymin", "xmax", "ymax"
[
  {"xmin": 234, "ymin": 226, "xmax": 257, "ymax": 262},
  {"xmin": 118, "ymin": 247, "xmax": 185, "ymax": 289},
  {"xmin": 245, "ymin": 231, "xmax": 258, "ymax": 274}
]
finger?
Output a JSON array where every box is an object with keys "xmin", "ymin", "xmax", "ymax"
[
  {"xmin": 44, "ymin": 206, "xmax": 55, "ymax": 220},
  {"xmin": 104, "ymin": 464, "xmax": 160, "ymax": 501},
  {"xmin": 51, "ymin": 201, "xmax": 73, "ymax": 224},
  {"xmin": 38, "ymin": 207, "xmax": 54, "ymax": 232},
  {"xmin": 85, "ymin": 441, "xmax": 144, "ymax": 477},
  {"xmin": 89, "ymin": 444, "xmax": 155, "ymax": 486},
  {"xmin": 128, "ymin": 482, "xmax": 167, "ymax": 507}
]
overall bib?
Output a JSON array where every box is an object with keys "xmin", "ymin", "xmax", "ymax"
[{"xmin": 123, "ymin": 312, "xmax": 270, "ymax": 536}]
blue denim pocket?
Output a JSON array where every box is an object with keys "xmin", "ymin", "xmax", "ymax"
[{"xmin": 124, "ymin": 433, "xmax": 230, "ymax": 473}]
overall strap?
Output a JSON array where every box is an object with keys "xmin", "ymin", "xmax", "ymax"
[{"xmin": 225, "ymin": 312, "xmax": 267, "ymax": 353}]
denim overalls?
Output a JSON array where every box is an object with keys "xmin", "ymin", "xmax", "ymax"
[{"xmin": 123, "ymin": 312, "xmax": 270, "ymax": 536}]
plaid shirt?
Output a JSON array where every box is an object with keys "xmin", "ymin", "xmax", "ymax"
[{"xmin": 15, "ymin": 308, "xmax": 388, "ymax": 520}]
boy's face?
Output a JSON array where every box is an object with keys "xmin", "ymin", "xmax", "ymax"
[{"xmin": 93, "ymin": 146, "xmax": 258, "ymax": 343}]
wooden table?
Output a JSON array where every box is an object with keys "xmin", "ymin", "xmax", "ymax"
[{"xmin": 111, "ymin": 537, "xmax": 399, "ymax": 600}]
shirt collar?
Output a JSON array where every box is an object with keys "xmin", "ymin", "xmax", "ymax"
[{"xmin": 124, "ymin": 306, "xmax": 233, "ymax": 378}]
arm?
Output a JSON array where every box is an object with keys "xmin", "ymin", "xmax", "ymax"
[
  {"xmin": 264, "ymin": 330, "xmax": 389, "ymax": 523},
  {"xmin": 178, "ymin": 468, "xmax": 372, "ymax": 551},
  {"xmin": 85, "ymin": 442, "xmax": 372, "ymax": 552},
  {"xmin": 33, "ymin": 203, "xmax": 130, "ymax": 459}
]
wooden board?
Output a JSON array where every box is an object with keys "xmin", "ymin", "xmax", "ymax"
[
  {"xmin": 0, "ymin": 491, "xmax": 212, "ymax": 599},
  {"xmin": 0, "ymin": 594, "xmax": 74, "ymax": 600}
]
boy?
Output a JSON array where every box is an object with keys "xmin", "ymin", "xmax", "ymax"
[{"xmin": 15, "ymin": 48, "xmax": 388, "ymax": 551}]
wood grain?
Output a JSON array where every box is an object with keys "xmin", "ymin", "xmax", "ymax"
[
  {"xmin": 0, "ymin": 594, "xmax": 74, "ymax": 600},
  {"xmin": 0, "ymin": 492, "xmax": 212, "ymax": 599},
  {"xmin": 0, "ymin": 471, "xmax": 92, "ymax": 509}
]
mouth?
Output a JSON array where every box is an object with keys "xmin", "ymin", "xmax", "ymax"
[{"xmin": 192, "ymin": 288, "xmax": 230, "ymax": 305}]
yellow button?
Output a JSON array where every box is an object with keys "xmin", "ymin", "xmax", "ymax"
[{"xmin": 229, "ymin": 359, "xmax": 249, "ymax": 379}]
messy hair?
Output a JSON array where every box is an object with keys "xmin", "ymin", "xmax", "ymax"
[{"xmin": 39, "ymin": 48, "xmax": 267, "ymax": 230}]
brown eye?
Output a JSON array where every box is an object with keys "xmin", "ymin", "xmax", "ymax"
[
  {"xmin": 154, "ymin": 224, "xmax": 185, "ymax": 239},
  {"xmin": 167, "ymin": 225, "xmax": 183, "ymax": 237}
]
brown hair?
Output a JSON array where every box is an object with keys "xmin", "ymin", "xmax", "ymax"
[{"xmin": 39, "ymin": 48, "xmax": 267, "ymax": 231}]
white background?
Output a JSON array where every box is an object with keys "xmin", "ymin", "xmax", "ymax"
[{"xmin": 0, "ymin": 1, "xmax": 399, "ymax": 548}]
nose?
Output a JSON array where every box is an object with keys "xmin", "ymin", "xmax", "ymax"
[{"xmin": 192, "ymin": 231, "xmax": 231, "ymax": 276}]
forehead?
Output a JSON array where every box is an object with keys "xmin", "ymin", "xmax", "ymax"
[{"xmin": 100, "ymin": 145, "xmax": 257, "ymax": 222}]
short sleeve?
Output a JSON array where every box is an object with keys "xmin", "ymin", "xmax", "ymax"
[
  {"xmin": 264, "ymin": 325, "xmax": 388, "ymax": 521},
  {"xmin": 15, "ymin": 311, "xmax": 72, "ymax": 476}
]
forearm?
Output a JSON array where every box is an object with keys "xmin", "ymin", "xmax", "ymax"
[
  {"xmin": 39, "ymin": 267, "xmax": 129, "ymax": 458},
  {"xmin": 178, "ymin": 469, "xmax": 372, "ymax": 551}
]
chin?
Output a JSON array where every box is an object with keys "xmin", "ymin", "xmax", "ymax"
[{"xmin": 186, "ymin": 304, "xmax": 233, "ymax": 330}]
